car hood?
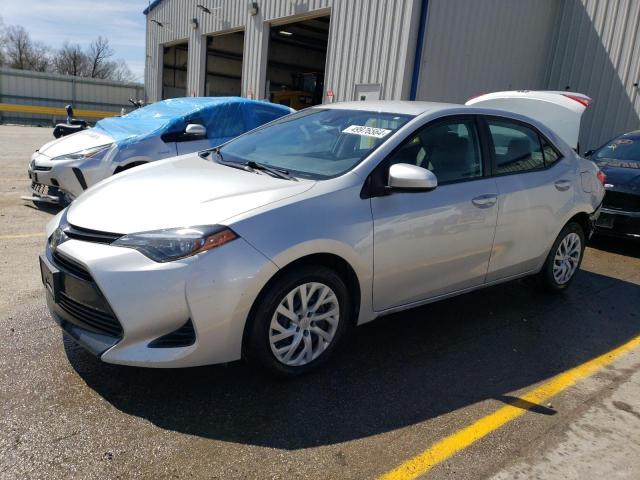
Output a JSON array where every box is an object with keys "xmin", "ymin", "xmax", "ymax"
[
  {"xmin": 37, "ymin": 129, "xmax": 115, "ymax": 159},
  {"xmin": 597, "ymin": 160, "xmax": 640, "ymax": 193},
  {"xmin": 66, "ymin": 154, "xmax": 316, "ymax": 233}
]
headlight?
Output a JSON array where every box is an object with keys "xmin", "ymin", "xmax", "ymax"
[
  {"xmin": 48, "ymin": 210, "xmax": 70, "ymax": 252},
  {"xmin": 52, "ymin": 144, "xmax": 113, "ymax": 161},
  {"xmin": 112, "ymin": 225, "xmax": 237, "ymax": 262},
  {"xmin": 50, "ymin": 225, "xmax": 69, "ymax": 251}
]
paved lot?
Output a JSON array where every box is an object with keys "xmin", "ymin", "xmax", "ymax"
[{"xmin": 1, "ymin": 125, "xmax": 640, "ymax": 480}]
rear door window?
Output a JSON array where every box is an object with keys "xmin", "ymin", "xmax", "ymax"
[{"xmin": 487, "ymin": 119, "xmax": 545, "ymax": 174}]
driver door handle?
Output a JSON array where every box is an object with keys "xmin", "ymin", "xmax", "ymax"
[
  {"xmin": 554, "ymin": 179, "xmax": 571, "ymax": 191},
  {"xmin": 472, "ymin": 194, "xmax": 498, "ymax": 208}
]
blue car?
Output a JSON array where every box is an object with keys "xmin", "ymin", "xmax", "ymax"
[{"xmin": 27, "ymin": 97, "xmax": 293, "ymax": 205}]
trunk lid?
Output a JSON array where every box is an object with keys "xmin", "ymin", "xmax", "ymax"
[{"xmin": 465, "ymin": 90, "xmax": 592, "ymax": 150}]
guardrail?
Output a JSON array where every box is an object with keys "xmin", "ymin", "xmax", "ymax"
[
  {"xmin": 0, "ymin": 67, "xmax": 144, "ymax": 126},
  {"xmin": 0, "ymin": 103, "xmax": 119, "ymax": 119}
]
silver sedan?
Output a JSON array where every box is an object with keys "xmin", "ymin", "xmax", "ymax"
[{"xmin": 40, "ymin": 95, "xmax": 605, "ymax": 376}]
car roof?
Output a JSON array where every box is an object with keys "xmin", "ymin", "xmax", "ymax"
[
  {"xmin": 320, "ymin": 100, "xmax": 461, "ymax": 116},
  {"xmin": 160, "ymin": 96, "xmax": 290, "ymax": 111},
  {"xmin": 619, "ymin": 130, "xmax": 640, "ymax": 139}
]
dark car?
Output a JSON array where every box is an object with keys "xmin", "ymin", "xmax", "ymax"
[{"xmin": 587, "ymin": 131, "xmax": 640, "ymax": 239}]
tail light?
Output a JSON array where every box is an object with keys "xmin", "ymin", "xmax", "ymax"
[
  {"xmin": 562, "ymin": 93, "xmax": 592, "ymax": 108},
  {"xmin": 596, "ymin": 170, "xmax": 606, "ymax": 185}
]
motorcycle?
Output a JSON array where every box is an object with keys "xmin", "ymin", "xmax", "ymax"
[
  {"xmin": 52, "ymin": 99, "xmax": 145, "ymax": 139},
  {"xmin": 52, "ymin": 105, "xmax": 88, "ymax": 138}
]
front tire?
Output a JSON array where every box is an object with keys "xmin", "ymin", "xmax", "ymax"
[
  {"xmin": 245, "ymin": 266, "xmax": 351, "ymax": 377},
  {"xmin": 538, "ymin": 222, "xmax": 585, "ymax": 292}
]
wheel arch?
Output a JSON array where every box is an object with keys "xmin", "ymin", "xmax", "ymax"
[
  {"xmin": 113, "ymin": 160, "xmax": 148, "ymax": 175},
  {"xmin": 566, "ymin": 211, "xmax": 591, "ymax": 239},
  {"xmin": 241, "ymin": 252, "xmax": 362, "ymax": 356}
]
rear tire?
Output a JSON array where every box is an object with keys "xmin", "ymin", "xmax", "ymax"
[
  {"xmin": 245, "ymin": 265, "xmax": 352, "ymax": 377},
  {"xmin": 538, "ymin": 222, "xmax": 585, "ymax": 293}
]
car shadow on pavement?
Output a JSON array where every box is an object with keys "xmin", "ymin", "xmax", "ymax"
[
  {"xmin": 66, "ymin": 268, "xmax": 640, "ymax": 450},
  {"xmin": 22, "ymin": 202, "xmax": 64, "ymax": 215},
  {"xmin": 589, "ymin": 235, "xmax": 640, "ymax": 259}
]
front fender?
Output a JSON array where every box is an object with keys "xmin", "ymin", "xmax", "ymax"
[{"xmin": 230, "ymin": 185, "xmax": 376, "ymax": 325}]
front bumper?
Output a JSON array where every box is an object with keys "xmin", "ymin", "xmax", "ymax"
[
  {"xmin": 41, "ymin": 251, "xmax": 121, "ymax": 355},
  {"xmin": 595, "ymin": 207, "xmax": 640, "ymax": 239},
  {"xmin": 26, "ymin": 153, "xmax": 103, "ymax": 203},
  {"xmin": 25, "ymin": 158, "xmax": 79, "ymax": 205},
  {"xmin": 42, "ymin": 234, "xmax": 278, "ymax": 367}
]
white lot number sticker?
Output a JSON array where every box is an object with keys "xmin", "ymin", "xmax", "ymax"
[{"xmin": 342, "ymin": 125, "xmax": 392, "ymax": 139}]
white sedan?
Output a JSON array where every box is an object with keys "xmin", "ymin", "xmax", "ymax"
[{"xmin": 26, "ymin": 97, "xmax": 292, "ymax": 205}]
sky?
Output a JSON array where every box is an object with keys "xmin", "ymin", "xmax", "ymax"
[{"xmin": 1, "ymin": 0, "xmax": 149, "ymax": 81}]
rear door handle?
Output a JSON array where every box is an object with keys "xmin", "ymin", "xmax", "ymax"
[
  {"xmin": 554, "ymin": 179, "xmax": 571, "ymax": 191},
  {"xmin": 472, "ymin": 194, "xmax": 498, "ymax": 208}
]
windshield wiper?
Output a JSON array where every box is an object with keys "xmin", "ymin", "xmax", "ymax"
[
  {"xmin": 205, "ymin": 149, "xmax": 296, "ymax": 180},
  {"xmin": 206, "ymin": 148, "xmax": 254, "ymax": 173},
  {"xmin": 245, "ymin": 161, "xmax": 296, "ymax": 181}
]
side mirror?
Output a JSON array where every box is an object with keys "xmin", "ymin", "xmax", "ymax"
[
  {"xmin": 584, "ymin": 149, "xmax": 594, "ymax": 158},
  {"xmin": 388, "ymin": 163, "xmax": 438, "ymax": 191},
  {"xmin": 185, "ymin": 123, "xmax": 207, "ymax": 138}
]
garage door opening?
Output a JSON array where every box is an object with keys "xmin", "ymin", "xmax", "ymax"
[
  {"xmin": 204, "ymin": 31, "xmax": 244, "ymax": 97},
  {"xmin": 162, "ymin": 41, "xmax": 189, "ymax": 99},
  {"xmin": 266, "ymin": 15, "xmax": 330, "ymax": 109}
]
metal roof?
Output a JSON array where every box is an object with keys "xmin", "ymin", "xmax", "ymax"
[{"xmin": 143, "ymin": 0, "xmax": 163, "ymax": 15}]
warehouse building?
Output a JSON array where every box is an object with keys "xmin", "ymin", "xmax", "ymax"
[{"xmin": 144, "ymin": 0, "xmax": 640, "ymax": 150}]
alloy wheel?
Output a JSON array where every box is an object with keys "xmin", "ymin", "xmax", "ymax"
[
  {"xmin": 553, "ymin": 232, "xmax": 582, "ymax": 285},
  {"xmin": 269, "ymin": 282, "xmax": 340, "ymax": 366}
]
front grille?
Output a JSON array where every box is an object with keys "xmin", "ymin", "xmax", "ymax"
[
  {"xmin": 58, "ymin": 292, "xmax": 122, "ymax": 337},
  {"xmin": 149, "ymin": 320, "xmax": 196, "ymax": 348},
  {"xmin": 65, "ymin": 224, "xmax": 122, "ymax": 244},
  {"xmin": 49, "ymin": 250, "xmax": 123, "ymax": 338},
  {"xmin": 603, "ymin": 191, "xmax": 640, "ymax": 212},
  {"xmin": 52, "ymin": 251, "xmax": 92, "ymax": 281}
]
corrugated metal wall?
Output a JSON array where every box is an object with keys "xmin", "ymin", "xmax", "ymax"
[
  {"xmin": 145, "ymin": 0, "xmax": 421, "ymax": 103},
  {"xmin": 415, "ymin": 0, "xmax": 560, "ymax": 103},
  {"xmin": 546, "ymin": 0, "xmax": 640, "ymax": 150},
  {"xmin": 0, "ymin": 68, "xmax": 144, "ymax": 125}
]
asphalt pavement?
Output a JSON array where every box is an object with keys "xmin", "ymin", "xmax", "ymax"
[{"xmin": 1, "ymin": 125, "xmax": 639, "ymax": 479}]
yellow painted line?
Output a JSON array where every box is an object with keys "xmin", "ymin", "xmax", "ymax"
[
  {"xmin": 0, "ymin": 232, "xmax": 46, "ymax": 240},
  {"xmin": 379, "ymin": 334, "xmax": 640, "ymax": 480},
  {"xmin": 0, "ymin": 102, "xmax": 118, "ymax": 119}
]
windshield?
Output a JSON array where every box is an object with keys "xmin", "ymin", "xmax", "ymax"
[
  {"xmin": 593, "ymin": 136, "xmax": 640, "ymax": 163},
  {"xmin": 218, "ymin": 108, "xmax": 413, "ymax": 179}
]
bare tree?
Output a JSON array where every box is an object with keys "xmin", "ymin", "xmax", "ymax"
[
  {"xmin": 4, "ymin": 25, "xmax": 50, "ymax": 71},
  {"xmin": 53, "ymin": 42, "xmax": 88, "ymax": 77},
  {"xmin": 110, "ymin": 59, "xmax": 137, "ymax": 83},
  {"xmin": 0, "ymin": 16, "xmax": 6, "ymax": 66},
  {"xmin": 0, "ymin": 22, "xmax": 137, "ymax": 82},
  {"xmin": 87, "ymin": 36, "xmax": 115, "ymax": 79}
]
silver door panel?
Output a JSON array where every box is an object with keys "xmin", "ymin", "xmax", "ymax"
[
  {"xmin": 372, "ymin": 178, "xmax": 499, "ymax": 311},
  {"xmin": 486, "ymin": 160, "xmax": 576, "ymax": 281}
]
